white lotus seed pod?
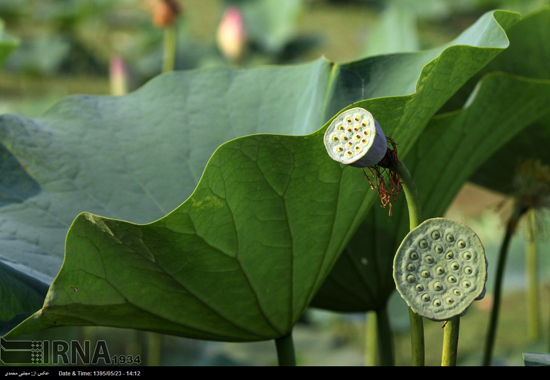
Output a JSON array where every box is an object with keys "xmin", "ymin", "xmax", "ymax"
[{"xmin": 324, "ymin": 107, "xmax": 387, "ymax": 168}]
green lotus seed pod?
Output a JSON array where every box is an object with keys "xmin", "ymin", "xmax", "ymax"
[
  {"xmin": 393, "ymin": 218, "xmax": 487, "ymax": 321},
  {"xmin": 324, "ymin": 107, "xmax": 387, "ymax": 168}
]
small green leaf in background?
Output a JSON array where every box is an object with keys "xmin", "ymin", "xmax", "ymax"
[
  {"xmin": 362, "ymin": 0, "xmax": 419, "ymax": 57},
  {"xmin": 0, "ymin": 19, "xmax": 18, "ymax": 67},
  {"xmin": 523, "ymin": 352, "xmax": 550, "ymax": 366}
]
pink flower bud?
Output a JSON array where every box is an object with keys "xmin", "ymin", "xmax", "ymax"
[
  {"xmin": 217, "ymin": 7, "xmax": 246, "ymax": 63},
  {"xmin": 110, "ymin": 55, "xmax": 129, "ymax": 95}
]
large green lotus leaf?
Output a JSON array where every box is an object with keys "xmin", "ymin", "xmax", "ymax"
[
  {"xmin": 0, "ymin": 58, "xmax": 333, "ymax": 330},
  {"xmin": 312, "ymin": 73, "xmax": 550, "ymax": 311},
  {"xmin": 466, "ymin": 8, "xmax": 550, "ymax": 194},
  {"xmin": 1, "ymin": 10, "xmax": 520, "ymax": 338}
]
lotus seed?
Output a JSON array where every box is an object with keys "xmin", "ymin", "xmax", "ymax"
[
  {"xmin": 445, "ymin": 297, "xmax": 455, "ymax": 305},
  {"xmin": 457, "ymin": 240, "xmax": 466, "ymax": 248},
  {"xmin": 433, "ymin": 282, "xmax": 443, "ymax": 291},
  {"xmin": 346, "ymin": 117, "xmax": 352, "ymax": 123},
  {"xmin": 432, "ymin": 230, "xmax": 441, "ymax": 240},
  {"xmin": 407, "ymin": 274, "xmax": 416, "ymax": 283},
  {"xmin": 433, "ymin": 299, "xmax": 442, "ymax": 307},
  {"xmin": 464, "ymin": 266, "xmax": 473, "ymax": 275},
  {"xmin": 446, "ymin": 234, "xmax": 454, "ymax": 242},
  {"xmin": 422, "ymin": 294, "xmax": 430, "ymax": 302},
  {"xmin": 338, "ymin": 125, "xmax": 344, "ymax": 131},
  {"xmin": 410, "ymin": 252, "xmax": 419, "ymax": 260},
  {"xmin": 436, "ymin": 266, "xmax": 445, "ymax": 275},
  {"xmin": 451, "ymin": 261, "xmax": 460, "ymax": 270},
  {"xmin": 425, "ymin": 255, "xmax": 434, "ymax": 264},
  {"xmin": 462, "ymin": 280, "xmax": 472, "ymax": 288},
  {"xmin": 434, "ymin": 245, "xmax": 444, "ymax": 254},
  {"xmin": 463, "ymin": 251, "xmax": 472, "ymax": 260},
  {"xmin": 453, "ymin": 289, "xmax": 462, "ymax": 296},
  {"xmin": 419, "ymin": 240, "xmax": 428, "ymax": 248},
  {"xmin": 421, "ymin": 270, "xmax": 430, "ymax": 278},
  {"xmin": 448, "ymin": 275, "xmax": 457, "ymax": 283},
  {"xmin": 407, "ymin": 263, "xmax": 415, "ymax": 271},
  {"xmin": 415, "ymin": 284, "xmax": 424, "ymax": 291},
  {"xmin": 445, "ymin": 251, "xmax": 454, "ymax": 259}
]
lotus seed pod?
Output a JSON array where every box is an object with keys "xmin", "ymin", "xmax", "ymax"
[
  {"xmin": 393, "ymin": 218, "xmax": 487, "ymax": 321},
  {"xmin": 323, "ymin": 107, "xmax": 387, "ymax": 168}
]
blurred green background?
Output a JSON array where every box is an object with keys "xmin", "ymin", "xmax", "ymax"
[{"xmin": 1, "ymin": 0, "xmax": 550, "ymax": 366}]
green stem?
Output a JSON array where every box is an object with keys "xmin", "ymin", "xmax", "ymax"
[
  {"xmin": 482, "ymin": 209, "xmax": 521, "ymax": 366},
  {"xmin": 162, "ymin": 25, "xmax": 177, "ymax": 73},
  {"xmin": 525, "ymin": 208, "xmax": 540, "ymax": 341},
  {"xmin": 376, "ymin": 306, "xmax": 395, "ymax": 366},
  {"xmin": 365, "ymin": 311, "xmax": 378, "ymax": 366},
  {"xmin": 442, "ymin": 317, "xmax": 460, "ymax": 366},
  {"xmin": 275, "ymin": 332, "xmax": 296, "ymax": 366},
  {"xmin": 147, "ymin": 332, "xmax": 162, "ymax": 366},
  {"xmin": 395, "ymin": 159, "xmax": 425, "ymax": 366},
  {"xmin": 396, "ymin": 160, "xmax": 421, "ymax": 230}
]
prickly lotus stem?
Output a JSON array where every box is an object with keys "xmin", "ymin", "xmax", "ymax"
[
  {"xmin": 393, "ymin": 218, "xmax": 487, "ymax": 321},
  {"xmin": 324, "ymin": 107, "xmax": 387, "ymax": 168}
]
